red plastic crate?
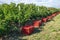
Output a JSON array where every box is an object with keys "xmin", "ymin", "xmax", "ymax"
[
  {"xmin": 22, "ymin": 25, "xmax": 34, "ymax": 35},
  {"xmin": 47, "ymin": 16, "xmax": 52, "ymax": 20},
  {"xmin": 33, "ymin": 20, "xmax": 42, "ymax": 28},
  {"xmin": 42, "ymin": 18, "xmax": 48, "ymax": 23},
  {"xmin": 51, "ymin": 13, "xmax": 57, "ymax": 17}
]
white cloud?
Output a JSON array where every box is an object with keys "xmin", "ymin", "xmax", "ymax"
[{"xmin": 48, "ymin": 0, "xmax": 53, "ymax": 2}]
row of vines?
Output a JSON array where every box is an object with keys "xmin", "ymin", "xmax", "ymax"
[{"xmin": 0, "ymin": 3, "xmax": 60, "ymax": 36}]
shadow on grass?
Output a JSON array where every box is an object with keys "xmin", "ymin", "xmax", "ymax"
[
  {"xmin": 32, "ymin": 28, "xmax": 42, "ymax": 34},
  {"xmin": 0, "ymin": 31, "xmax": 27, "ymax": 40}
]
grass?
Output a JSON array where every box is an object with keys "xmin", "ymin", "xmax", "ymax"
[{"xmin": 22, "ymin": 14, "xmax": 60, "ymax": 40}]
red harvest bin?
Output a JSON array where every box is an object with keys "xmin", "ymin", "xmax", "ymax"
[
  {"xmin": 22, "ymin": 25, "xmax": 34, "ymax": 35},
  {"xmin": 42, "ymin": 18, "xmax": 48, "ymax": 23},
  {"xmin": 33, "ymin": 20, "xmax": 42, "ymax": 28},
  {"xmin": 51, "ymin": 13, "xmax": 57, "ymax": 17},
  {"xmin": 47, "ymin": 16, "xmax": 52, "ymax": 20}
]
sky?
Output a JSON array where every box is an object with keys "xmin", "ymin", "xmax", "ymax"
[{"xmin": 0, "ymin": 0, "xmax": 60, "ymax": 8}]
